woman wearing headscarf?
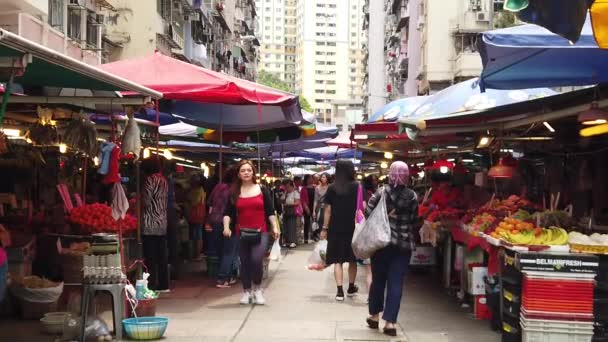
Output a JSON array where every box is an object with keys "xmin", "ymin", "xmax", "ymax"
[
  {"xmin": 364, "ymin": 161, "xmax": 418, "ymax": 337},
  {"xmin": 320, "ymin": 160, "xmax": 360, "ymax": 301}
]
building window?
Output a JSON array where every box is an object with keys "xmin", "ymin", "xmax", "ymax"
[
  {"xmin": 351, "ymin": 68, "xmax": 356, "ymax": 73},
  {"xmin": 327, "ymin": 90, "xmax": 336, "ymax": 94},
  {"xmin": 328, "ymin": 23, "xmax": 336, "ymax": 27},
  {"xmin": 329, "ymin": 4, "xmax": 336, "ymax": 8},
  {"xmin": 48, "ymin": 0, "xmax": 64, "ymax": 31},
  {"xmin": 327, "ymin": 42, "xmax": 336, "ymax": 46},
  {"xmin": 316, "ymin": 42, "xmax": 326, "ymax": 46},
  {"xmin": 327, "ymin": 80, "xmax": 336, "ymax": 85},
  {"xmin": 67, "ymin": 8, "xmax": 82, "ymax": 41},
  {"xmin": 315, "ymin": 89, "xmax": 324, "ymax": 94},
  {"xmin": 350, "ymin": 77, "xmax": 356, "ymax": 82},
  {"xmin": 315, "ymin": 80, "xmax": 324, "ymax": 84},
  {"xmin": 327, "ymin": 61, "xmax": 336, "ymax": 65},
  {"xmin": 85, "ymin": 11, "xmax": 100, "ymax": 48},
  {"xmin": 315, "ymin": 61, "xmax": 325, "ymax": 65}
]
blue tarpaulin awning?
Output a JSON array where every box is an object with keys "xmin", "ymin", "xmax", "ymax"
[{"xmin": 478, "ymin": 16, "xmax": 608, "ymax": 90}]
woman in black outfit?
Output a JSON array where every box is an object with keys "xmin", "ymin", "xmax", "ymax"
[{"xmin": 320, "ymin": 160, "xmax": 359, "ymax": 301}]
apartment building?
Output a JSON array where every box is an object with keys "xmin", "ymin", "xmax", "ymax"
[
  {"xmin": 363, "ymin": 0, "xmax": 499, "ymax": 105},
  {"xmin": 295, "ymin": 0, "xmax": 366, "ymax": 129},
  {"xmin": 104, "ymin": 0, "xmax": 259, "ymax": 81},
  {"xmin": 0, "ymin": 0, "xmax": 108, "ymax": 66}
]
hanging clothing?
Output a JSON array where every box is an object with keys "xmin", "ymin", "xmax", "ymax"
[
  {"xmin": 98, "ymin": 142, "xmax": 116, "ymax": 175},
  {"xmin": 111, "ymin": 183, "xmax": 129, "ymax": 220},
  {"xmin": 102, "ymin": 146, "xmax": 121, "ymax": 184}
]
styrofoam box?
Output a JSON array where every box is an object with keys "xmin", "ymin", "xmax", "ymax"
[
  {"xmin": 468, "ymin": 266, "xmax": 488, "ymax": 295},
  {"xmin": 520, "ymin": 316, "xmax": 593, "ymax": 342}
]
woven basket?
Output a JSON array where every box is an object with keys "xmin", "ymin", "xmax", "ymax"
[{"xmin": 60, "ymin": 254, "xmax": 84, "ymax": 284}]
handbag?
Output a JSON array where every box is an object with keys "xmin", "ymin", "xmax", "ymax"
[
  {"xmin": 352, "ymin": 186, "xmax": 391, "ymax": 259},
  {"xmin": 240, "ymin": 228, "xmax": 262, "ymax": 245}
]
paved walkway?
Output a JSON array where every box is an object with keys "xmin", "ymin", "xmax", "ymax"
[
  {"xmin": 0, "ymin": 245, "xmax": 501, "ymax": 341},
  {"xmin": 158, "ymin": 246, "xmax": 500, "ymax": 342}
]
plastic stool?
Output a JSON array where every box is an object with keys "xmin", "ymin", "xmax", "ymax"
[{"xmin": 80, "ymin": 283, "xmax": 125, "ymax": 342}]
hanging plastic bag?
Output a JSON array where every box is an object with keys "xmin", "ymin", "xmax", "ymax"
[
  {"xmin": 419, "ymin": 220, "xmax": 438, "ymax": 247},
  {"xmin": 269, "ymin": 240, "xmax": 281, "ymax": 261},
  {"xmin": 307, "ymin": 240, "xmax": 328, "ymax": 271},
  {"xmin": 352, "ymin": 188, "xmax": 391, "ymax": 259}
]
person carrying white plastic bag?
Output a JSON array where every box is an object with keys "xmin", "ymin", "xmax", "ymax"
[
  {"xmin": 269, "ymin": 240, "xmax": 281, "ymax": 261},
  {"xmin": 351, "ymin": 185, "xmax": 391, "ymax": 260},
  {"xmin": 364, "ymin": 161, "xmax": 419, "ymax": 337},
  {"xmin": 306, "ymin": 240, "xmax": 328, "ymax": 270}
]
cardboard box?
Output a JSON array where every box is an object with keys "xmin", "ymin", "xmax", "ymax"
[
  {"xmin": 410, "ymin": 246, "xmax": 436, "ymax": 266},
  {"xmin": 467, "ymin": 266, "xmax": 488, "ymax": 295}
]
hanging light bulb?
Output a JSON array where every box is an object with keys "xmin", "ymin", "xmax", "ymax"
[
  {"xmin": 93, "ymin": 156, "xmax": 100, "ymax": 166},
  {"xmin": 380, "ymin": 162, "xmax": 388, "ymax": 169},
  {"xmin": 142, "ymin": 148, "xmax": 151, "ymax": 159},
  {"xmin": 59, "ymin": 144, "xmax": 67, "ymax": 154},
  {"xmin": 384, "ymin": 152, "xmax": 394, "ymax": 159},
  {"xmin": 163, "ymin": 149, "xmax": 173, "ymax": 160}
]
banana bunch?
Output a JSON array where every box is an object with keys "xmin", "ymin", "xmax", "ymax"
[{"xmin": 498, "ymin": 227, "xmax": 568, "ymax": 246}]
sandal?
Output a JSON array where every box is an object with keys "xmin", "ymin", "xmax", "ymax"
[
  {"xmin": 366, "ymin": 318, "xmax": 379, "ymax": 329},
  {"xmin": 383, "ymin": 327, "xmax": 397, "ymax": 337}
]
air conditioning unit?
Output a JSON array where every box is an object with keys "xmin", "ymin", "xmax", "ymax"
[{"xmin": 476, "ymin": 12, "xmax": 490, "ymax": 22}]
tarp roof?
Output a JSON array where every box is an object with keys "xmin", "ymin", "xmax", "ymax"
[
  {"xmin": 0, "ymin": 29, "xmax": 161, "ymax": 98},
  {"xmin": 478, "ymin": 16, "xmax": 608, "ymax": 90}
]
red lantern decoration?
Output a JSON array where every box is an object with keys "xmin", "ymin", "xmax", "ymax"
[{"xmin": 386, "ymin": 84, "xmax": 392, "ymax": 93}]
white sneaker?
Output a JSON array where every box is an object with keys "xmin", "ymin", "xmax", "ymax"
[
  {"xmin": 253, "ymin": 288, "xmax": 266, "ymax": 305},
  {"xmin": 240, "ymin": 291, "xmax": 252, "ymax": 305}
]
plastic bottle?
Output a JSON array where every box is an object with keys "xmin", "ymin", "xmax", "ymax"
[{"xmin": 136, "ymin": 280, "xmax": 146, "ymax": 300}]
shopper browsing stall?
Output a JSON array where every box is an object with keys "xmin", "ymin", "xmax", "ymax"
[
  {"xmin": 313, "ymin": 173, "xmax": 331, "ymax": 241},
  {"xmin": 223, "ymin": 160, "xmax": 279, "ymax": 305},
  {"xmin": 141, "ymin": 157, "xmax": 170, "ymax": 291},
  {"xmin": 208, "ymin": 168, "xmax": 238, "ymax": 288},
  {"xmin": 282, "ymin": 180, "xmax": 301, "ymax": 248},
  {"xmin": 187, "ymin": 175, "xmax": 207, "ymax": 260},
  {"xmin": 300, "ymin": 175, "xmax": 316, "ymax": 244}
]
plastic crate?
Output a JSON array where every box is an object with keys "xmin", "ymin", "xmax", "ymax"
[{"xmin": 521, "ymin": 316, "xmax": 593, "ymax": 342}]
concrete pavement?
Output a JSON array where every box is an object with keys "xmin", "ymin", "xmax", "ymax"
[
  {"xmin": 157, "ymin": 245, "xmax": 500, "ymax": 342},
  {"xmin": 0, "ymin": 245, "xmax": 501, "ymax": 341}
]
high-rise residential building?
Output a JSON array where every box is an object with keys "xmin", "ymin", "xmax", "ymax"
[
  {"xmin": 366, "ymin": 0, "xmax": 500, "ymax": 101},
  {"xmin": 256, "ymin": 0, "xmax": 285, "ymax": 80},
  {"xmin": 104, "ymin": 0, "xmax": 259, "ymax": 81},
  {"xmin": 295, "ymin": 0, "xmax": 366, "ymax": 130},
  {"xmin": 255, "ymin": 0, "xmax": 296, "ymax": 90},
  {"xmin": 0, "ymin": 0, "xmax": 108, "ymax": 66}
]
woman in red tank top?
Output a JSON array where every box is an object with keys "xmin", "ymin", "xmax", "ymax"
[{"xmin": 223, "ymin": 160, "xmax": 278, "ymax": 306}]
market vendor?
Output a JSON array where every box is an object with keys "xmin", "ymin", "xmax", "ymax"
[{"xmin": 428, "ymin": 181, "xmax": 461, "ymax": 210}]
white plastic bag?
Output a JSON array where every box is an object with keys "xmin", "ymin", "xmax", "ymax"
[
  {"xmin": 11, "ymin": 281, "xmax": 63, "ymax": 303},
  {"xmin": 419, "ymin": 220, "xmax": 438, "ymax": 247},
  {"xmin": 269, "ymin": 240, "xmax": 281, "ymax": 261},
  {"xmin": 307, "ymin": 240, "xmax": 328, "ymax": 271},
  {"xmin": 351, "ymin": 189, "xmax": 391, "ymax": 259}
]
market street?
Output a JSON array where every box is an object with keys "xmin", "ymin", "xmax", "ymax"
[
  {"xmin": 0, "ymin": 245, "xmax": 501, "ymax": 341},
  {"xmin": 149, "ymin": 246, "xmax": 499, "ymax": 342}
]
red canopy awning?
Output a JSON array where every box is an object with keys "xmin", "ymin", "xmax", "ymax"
[{"xmin": 99, "ymin": 52, "xmax": 296, "ymax": 106}]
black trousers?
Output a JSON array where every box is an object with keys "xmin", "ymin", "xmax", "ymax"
[
  {"xmin": 142, "ymin": 235, "xmax": 170, "ymax": 291},
  {"xmin": 303, "ymin": 214, "xmax": 312, "ymax": 242}
]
